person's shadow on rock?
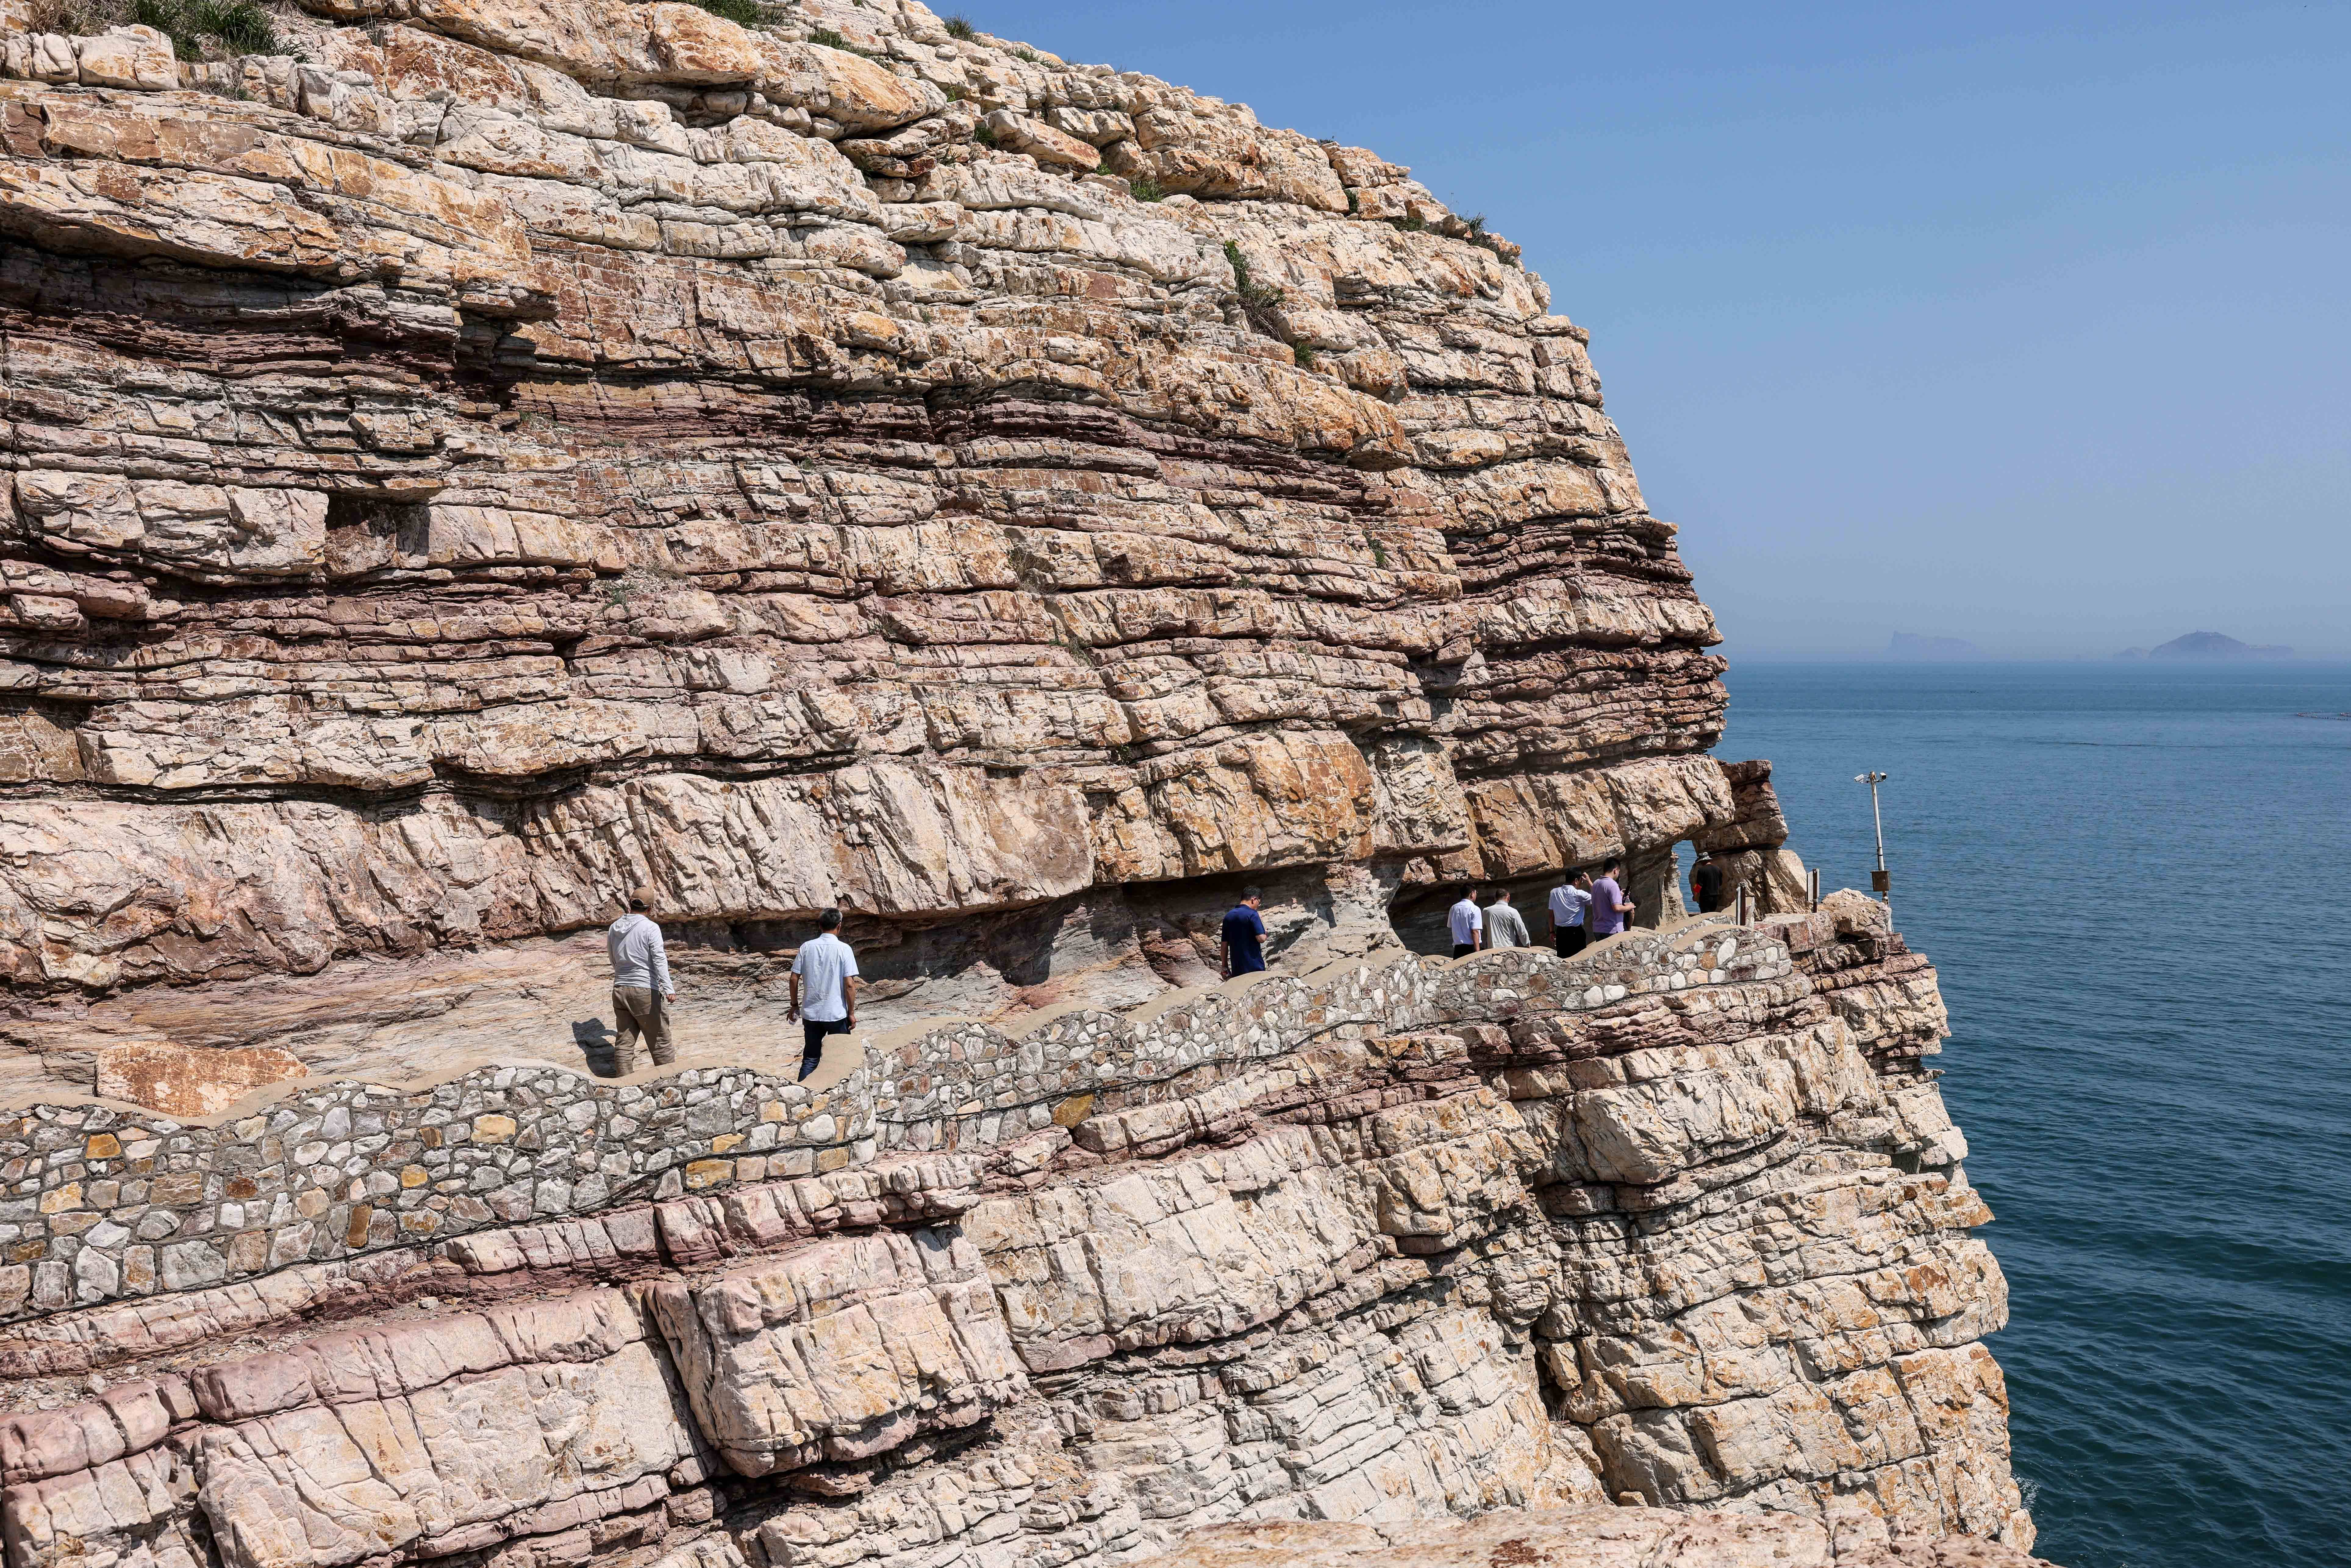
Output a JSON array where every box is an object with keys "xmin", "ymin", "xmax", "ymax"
[{"xmin": 571, "ymin": 1019, "xmax": 624, "ymax": 1078}]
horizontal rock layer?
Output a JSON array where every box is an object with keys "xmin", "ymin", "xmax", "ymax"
[
  {"xmin": 1140, "ymin": 1511, "xmax": 2056, "ymax": 1568},
  {"xmin": 0, "ymin": 0, "xmax": 1730, "ymax": 1065}
]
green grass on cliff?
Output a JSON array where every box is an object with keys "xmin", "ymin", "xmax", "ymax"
[{"xmin": 127, "ymin": 0, "xmax": 275, "ymax": 59}]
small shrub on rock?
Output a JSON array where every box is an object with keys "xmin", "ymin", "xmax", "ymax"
[
  {"xmin": 126, "ymin": 0, "xmax": 276, "ymax": 60},
  {"xmin": 688, "ymin": 0, "xmax": 763, "ymax": 24}
]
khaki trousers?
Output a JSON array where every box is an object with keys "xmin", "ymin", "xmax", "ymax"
[{"xmin": 611, "ymin": 986, "xmax": 673, "ymax": 1074}]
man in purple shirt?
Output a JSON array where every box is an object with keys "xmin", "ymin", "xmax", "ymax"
[{"xmin": 1585, "ymin": 858, "xmax": 1635, "ymax": 938}]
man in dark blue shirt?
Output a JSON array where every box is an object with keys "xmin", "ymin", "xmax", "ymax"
[{"xmin": 1220, "ymin": 887, "xmax": 1268, "ymax": 978}]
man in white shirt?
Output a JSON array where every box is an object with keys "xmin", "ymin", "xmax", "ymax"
[
  {"xmin": 1447, "ymin": 890, "xmax": 1483, "ymax": 957},
  {"xmin": 1485, "ymin": 889, "xmax": 1530, "ymax": 949},
  {"xmin": 788, "ymin": 908, "xmax": 860, "ymax": 1082},
  {"xmin": 1548, "ymin": 873, "xmax": 1593, "ymax": 958},
  {"xmin": 606, "ymin": 889, "xmax": 675, "ymax": 1075}
]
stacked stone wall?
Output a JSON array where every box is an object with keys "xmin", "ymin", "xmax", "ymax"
[{"xmin": 0, "ymin": 915, "xmax": 1837, "ymax": 1326}]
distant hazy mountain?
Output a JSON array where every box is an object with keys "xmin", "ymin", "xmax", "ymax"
[
  {"xmin": 2114, "ymin": 631, "xmax": 2293, "ymax": 661},
  {"xmin": 1887, "ymin": 632, "xmax": 1983, "ymax": 661}
]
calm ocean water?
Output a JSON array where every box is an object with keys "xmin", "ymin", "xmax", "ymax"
[{"xmin": 1714, "ymin": 663, "xmax": 2351, "ymax": 1568}]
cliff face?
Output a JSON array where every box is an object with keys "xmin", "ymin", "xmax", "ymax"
[
  {"xmin": 0, "ymin": 0, "xmax": 1750, "ymax": 1093},
  {"xmin": 0, "ymin": 5, "xmax": 2035, "ymax": 1567},
  {"xmin": 0, "ymin": 901, "xmax": 2034, "ymax": 1568}
]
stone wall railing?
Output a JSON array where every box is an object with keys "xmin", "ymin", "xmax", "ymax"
[{"xmin": 0, "ymin": 914, "xmax": 1826, "ymax": 1324}]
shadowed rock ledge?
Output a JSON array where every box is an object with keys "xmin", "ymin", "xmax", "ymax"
[{"xmin": 0, "ymin": 2, "xmax": 2036, "ymax": 1564}]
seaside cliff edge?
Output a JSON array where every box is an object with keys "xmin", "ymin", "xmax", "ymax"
[{"xmin": 0, "ymin": 2, "xmax": 2045, "ymax": 1565}]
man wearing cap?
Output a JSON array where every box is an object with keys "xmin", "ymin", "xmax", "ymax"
[
  {"xmin": 789, "ymin": 908, "xmax": 860, "ymax": 1082},
  {"xmin": 1691, "ymin": 847, "xmax": 1727, "ymax": 914},
  {"xmin": 606, "ymin": 888, "xmax": 675, "ymax": 1075}
]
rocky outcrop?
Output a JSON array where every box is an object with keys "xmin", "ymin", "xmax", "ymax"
[
  {"xmin": 0, "ymin": 5, "xmax": 2038, "ymax": 1566},
  {"xmin": 1138, "ymin": 1512, "xmax": 2057, "ymax": 1568},
  {"xmin": 0, "ymin": 0, "xmax": 1737, "ymax": 1086},
  {"xmin": 0, "ymin": 908, "xmax": 2034, "ymax": 1568}
]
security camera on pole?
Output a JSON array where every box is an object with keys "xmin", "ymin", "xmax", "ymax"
[{"xmin": 1855, "ymin": 770, "xmax": 1891, "ymax": 915}]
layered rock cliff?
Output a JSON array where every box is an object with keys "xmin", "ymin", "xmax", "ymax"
[
  {"xmin": 0, "ymin": 4, "xmax": 2036, "ymax": 1567},
  {"xmin": 0, "ymin": 901, "xmax": 2034, "ymax": 1568},
  {"xmin": 0, "ymin": 0, "xmax": 1774, "ymax": 1092}
]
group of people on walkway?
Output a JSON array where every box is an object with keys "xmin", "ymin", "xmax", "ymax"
[
  {"xmin": 1448, "ymin": 859, "xmax": 1635, "ymax": 959},
  {"xmin": 1448, "ymin": 846, "xmax": 1740, "ymax": 959},
  {"xmin": 608, "ymin": 845, "xmax": 1744, "ymax": 1080},
  {"xmin": 604, "ymin": 890, "xmax": 857, "ymax": 1083}
]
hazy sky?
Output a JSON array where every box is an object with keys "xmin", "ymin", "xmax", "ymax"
[{"xmin": 964, "ymin": 1, "xmax": 2350, "ymax": 659}]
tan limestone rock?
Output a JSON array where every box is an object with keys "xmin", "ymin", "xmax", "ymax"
[
  {"xmin": 0, "ymin": 6, "xmax": 2036, "ymax": 1561},
  {"xmin": 93, "ymin": 1042, "xmax": 309, "ymax": 1116},
  {"xmin": 645, "ymin": 1228, "xmax": 1025, "ymax": 1475},
  {"xmin": 1139, "ymin": 1510, "xmax": 2058, "ymax": 1568}
]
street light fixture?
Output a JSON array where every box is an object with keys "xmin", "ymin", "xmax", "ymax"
[{"xmin": 1854, "ymin": 771, "xmax": 1891, "ymax": 909}]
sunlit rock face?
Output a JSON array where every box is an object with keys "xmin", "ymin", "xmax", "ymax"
[
  {"xmin": 0, "ymin": 0, "xmax": 1747, "ymax": 1087},
  {"xmin": 0, "ymin": 8, "xmax": 2040, "ymax": 1567},
  {"xmin": 0, "ymin": 904, "xmax": 2035, "ymax": 1568}
]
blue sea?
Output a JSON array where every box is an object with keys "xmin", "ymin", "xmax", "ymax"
[{"xmin": 1714, "ymin": 663, "xmax": 2351, "ymax": 1568}]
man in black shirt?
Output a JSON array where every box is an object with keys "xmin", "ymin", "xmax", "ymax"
[{"xmin": 1691, "ymin": 848, "xmax": 1727, "ymax": 914}]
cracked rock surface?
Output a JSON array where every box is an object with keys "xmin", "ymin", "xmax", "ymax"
[
  {"xmin": 0, "ymin": 3, "xmax": 2041, "ymax": 1565},
  {"xmin": 0, "ymin": 0, "xmax": 1737, "ymax": 1082},
  {"xmin": 0, "ymin": 913, "xmax": 2039, "ymax": 1568}
]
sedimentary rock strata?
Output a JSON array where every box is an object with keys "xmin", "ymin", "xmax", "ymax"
[
  {"xmin": 0, "ymin": 5, "xmax": 2038, "ymax": 1566},
  {"xmin": 0, "ymin": 0, "xmax": 1759, "ymax": 1080},
  {"xmin": 0, "ymin": 910, "xmax": 2035, "ymax": 1568},
  {"xmin": 1139, "ymin": 1512, "xmax": 2058, "ymax": 1568}
]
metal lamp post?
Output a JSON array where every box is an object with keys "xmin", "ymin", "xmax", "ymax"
[{"xmin": 1854, "ymin": 771, "xmax": 1890, "ymax": 913}]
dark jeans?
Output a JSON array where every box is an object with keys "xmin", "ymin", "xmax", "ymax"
[
  {"xmin": 1452, "ymin": 943, "xmax": 1476, "ymax": 958},
  {"xmin": 1554, "ymin": 928, "xmax": 1587, "ymax": 957},
  {"xmin": 800, "ymin": 1017, "xmax": 852, "ymax": 1081}
]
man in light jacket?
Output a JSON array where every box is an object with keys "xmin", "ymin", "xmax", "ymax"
[
  {"xmin": 607, "ymin": 888, "xmax": 675, "ymax": 1075},
  {"xmin": 1549, "ymin": 873, "xmax": 1592, "ymax": 957},
  {"xmin": 1484, "ymin": 889, "xmax": 1531, "ymax": 949}
]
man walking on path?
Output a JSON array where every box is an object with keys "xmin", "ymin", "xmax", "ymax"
[
  {"xmin": 1587, "ymin": 860, "xmax": 1636, "ymax": 939},
  {"xmin": 1221, "ymin": 888, "xmax": 1269, "ymax": 979},
  {"xmin": 789, "ymin": 908, "xmax": 859, "ymax": 1083},
  {"xmin": 607, "ymin": 889, "xmax": 675, "ymax": 1076},
  {"xmin": 1485, "ymin": 889, "xmax": 1530, "ymax": 950},
  {"xmin": 1549, "ymin": 873, "xmax": 1592, "ymax": 957},
  {"xmin": 1448, "ymin": 889, "xmax": 1484, "ymax": 957},
  {"xmin": 1691, "ymin": 848, "xmax": 1727, "ymax": 914}
]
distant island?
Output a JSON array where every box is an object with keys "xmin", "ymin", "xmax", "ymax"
[
  {"xmin": 2114, "ymin": 631, "xmax": 2293, "ymax": 660},
  {"xmin": 1887, "ymin": 632, "xmax": 1983, "ymax": 661}
]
